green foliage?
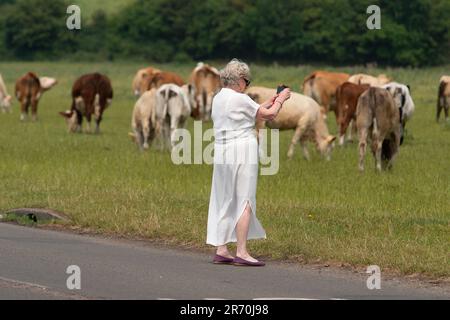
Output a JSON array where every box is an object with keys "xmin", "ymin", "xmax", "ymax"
[
  {"xmin": 0, "ymin": 0, "xmax": 449, "ymax": 66},
  {"xmin": 3, "ymin": 0, "xmax": 76, "ymax": 59}
]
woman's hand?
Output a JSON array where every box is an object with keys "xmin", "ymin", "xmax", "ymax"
[
  {"xmin": 276, "ymin": 88, "xmax": 291, "ymax": 104},
  {"xmin": 261, "ymin": 94, "xmax": 279, "ymax": 109}
]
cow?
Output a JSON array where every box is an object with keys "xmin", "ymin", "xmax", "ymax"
[
  {"xmin": 59, "ymin": 73, "xmax": 113, "ymax": 134},
  {"xmin": 132, "ymin": 67, "xmax": 161, "ymax": 97},
  {"xmin": 189, "ymin": 62, "xmax": 221, "ymax": 121},
  {"xmin": 154, "ymin": 84, "xmax": 191, "ymax": 150},
  {"xmin": 147, "ymin": 71, "xmax": 185, "ymax": 91},
  {"xmin": 303, "ymin": 70, "xmax": 350, "ymax": 116},
  {"xmin": 335, "ymin": 82, "xmax": 370, "ymax": 146},
  {"xmin": 437, "ymin": 76, "xmax": 450, "ymax": 122},
  {"xmin": 131, "ymin": 88, "xmax": 157, "ymax": 150},
  {"xmin": 348, "ymin": 73, "xmax": 391, "ymax": 87},
  {"xmin": 15, "ymin": 72, "xmax": 57, "ymax": 121},
  {"xmin": 382, "ymin": 82, "xmax": 415, "ymax": 144},
  {"xmin": 356, "ymin": 87, "xmax": 401, "ymax": 172},
  {"xmin": 0, "ymin": 73, "xmax": 12, "ymax": 113},
  {"xmin": 247, "ymin": 86, "xmax": 336, "ymax": 161}
]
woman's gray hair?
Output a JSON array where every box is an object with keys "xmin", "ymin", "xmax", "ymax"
[{"xmin": 220, "ymin": 59, "xmax": 251, "ymax": 87}]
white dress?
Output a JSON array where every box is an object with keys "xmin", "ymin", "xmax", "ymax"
[{"xmin": 207, "ymin": 88, "xmax": 267, "ymax": 246}]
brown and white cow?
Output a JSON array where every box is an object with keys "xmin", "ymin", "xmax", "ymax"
[
  {"xmin": 15, "ymin": 72, "xmax": 57, "ymax": 121},
  {"xmin": 147, "ymin": 71, "xmax": 185, "ymax": 90},
  {"xmin": 356, "ymin": 87, "xmax": 401, "ymax": 172},
  {"xmin": 189, "ymin": 62, "xmax": 221, "ymax": 121},
  {"xmin": 437, "ymin": 76, "xmax": 450, "ymax": 122},
  {"xmin": 303, "ymin": 70, "xmax": 350, "ymax": 116},
  {"xmin": 335, "ymin": 82, "xmax": 370, "ymax": 146},
  {"xmin": 0, "ymin": 73, "xmax": 12, "ymax": 113},
  {"xmin": 59, "ymin": 73, "xmax": 113, "ymax": 134},
  {"xmin": 132, "ymin": 67, "xmax": 161, "ymax": 97},
  {"xmin": 348, "ymin": 74, "xmax": 391, "ymax": 87},
  {"xmin": 247, "ymin": 86, "xmax": 336, "ymax": 161}
]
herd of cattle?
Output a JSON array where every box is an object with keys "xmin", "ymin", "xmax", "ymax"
[{"xmin": 0, "ymin": 64, "xmax": 449, "ymax": 171}]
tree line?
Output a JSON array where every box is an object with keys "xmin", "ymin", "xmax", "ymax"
[{"xmin": 0, "ymin": 0, "xmax": 449, "ymax": 66}]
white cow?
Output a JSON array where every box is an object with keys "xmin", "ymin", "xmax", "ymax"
[
  {"xmin": 131, "ymin": 88, "xmax": 157, "ymax": 150},
  {"xmin": 154, "ymin": 84, "xmax": 191, "ymax": 150},
  {"xmin": 246, "ymin": 86, "xmax": 336, "ymax": 161},
  {"xmin": 382, "ymin": 82, "xmax": 415, "ymax": 144},
  {"xmin": 0, "ymin": 74, "xmax": 12, "ymax": 113}
]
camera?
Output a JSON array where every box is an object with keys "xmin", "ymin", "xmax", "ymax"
[{"xmin": 277, "ymin": 85, "xmax": 289, "ymax": 94}]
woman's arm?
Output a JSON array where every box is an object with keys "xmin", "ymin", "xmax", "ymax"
[{"xmin": 256, "ymin": 89, "xmax": 291, "ymax": 121}]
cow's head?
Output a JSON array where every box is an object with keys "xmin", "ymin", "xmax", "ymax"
[
  {"xmin": 1, "ymin": 95, "xmax": 12, "ymax": 109},
  {"xmin": 40, "ymin": 77, "xmax": 58, "ymax": 92},
  {"xmin": 59, "ymin": 110, "xmax": 79, "ymax": 133},
  {"xmin": 318, "ymin": 135, "xmax": 336, "ymax": 161}
]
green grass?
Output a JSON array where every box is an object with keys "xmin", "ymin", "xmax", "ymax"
[{"xmin": 0, "ymin": 61, "xmax": 449, "ymax": 279}]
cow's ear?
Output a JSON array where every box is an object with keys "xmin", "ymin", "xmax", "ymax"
[
  {"xmin": 407, "ymin": 85, "xmax": 411, "ymax": 93},
  {"xmin": 327, "ymin": 135, "xmax": 337, "ymax": 144}
]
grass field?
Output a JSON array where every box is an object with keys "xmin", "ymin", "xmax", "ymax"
[{"xmin": 0, "ymin": 61, "xmax": 449, "ymax": 280}]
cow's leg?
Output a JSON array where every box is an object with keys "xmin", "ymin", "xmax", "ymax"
[
  {"xmin": 169, "ymin": 116, "xmax": 181, "ymax": 149},
  {"xmin": 20, "ymin": 99, "xmax": 29, "ymax": 121},
  {"xmin": 155, "ymin": 120, "xmax": 165, "ymax": 151},
  {"xmin": 164, "ymin": 121, "xmax": 172, "ymax": 150},
  {"xmin": 287, "ymin": 121, "xmax": 307, "ymax": 160},
  {"xmin": 31, "ymin": 98, "xmax": 39, "ymax": 122},
  {"xmin": 204, "ymin": 93, "xmax": 213, "ymax": 121},
  {"xmin": 321, "ymin": 93, "xmax": 330, "ymax": 118},
  {"xmin": 358, "ymin": 128, "xmax": 368, "ymax": 172},
  {"xmin": 85, "ymin": 113, "xmax": 92, "ymax": 134},
  {"xmin": 373, "ymin": 140, "xmax": 383, "ymax": 172},
  {"xmin": 75, "ymin": 110, "xmax": 83, "ymax": 133},
  {"xmin": 142, "ymin": 120, "xmax": 151, "ymax": 150},
  {"xmin": 95, "ymin": 113, "xmax": 102, "ymax": 134},
  {"xmin": 300, "ymin": 137, "xmax": 310, "ymax": 161},
  {"xmin": 348, "ymin": 119, "xmax": 357, "ymax": 143},
  {"xmin": 437, "ymin": 100, "xmax": 443, "ymax": 122},
  {"xmin": 339, "ymin": 117, "xmax": 351, "ymax": 146}
]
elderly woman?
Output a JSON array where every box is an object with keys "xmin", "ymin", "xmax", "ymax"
[{"xmin": 207, "ymin": 59, "xmax": 290, "ymax": 266}]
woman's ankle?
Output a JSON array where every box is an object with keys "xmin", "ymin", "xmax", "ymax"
[
  {"xmin": 216, "ymin": 246, "xmax": 231, "ymax": 256},
  {"xmin": 236, "ymin": 250, "xmax": 250, "ymax": 259}
]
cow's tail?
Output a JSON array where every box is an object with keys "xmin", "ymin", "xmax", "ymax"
[
  {"xmin": 94, "ymin": 93, "xmax": 101, "ymax": 118},
  {"xmin": 302, "ymin": 73, "xmax": 316, "ymax": 95},
  {"xmin": 162, "ymin": 88, "xmax": 170, "ymax": 122},
  {"xmin": 202, "ymin": 89, "xmax": 207, "ymax": 113},
  {"xmin": 368, "ymin": 88, "xmax": 378, "ymax": 136}
]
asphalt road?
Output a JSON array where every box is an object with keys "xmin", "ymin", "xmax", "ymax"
[{"xmin": 0, "ymin": 223, "xmax": 448, "ymax": 300}]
